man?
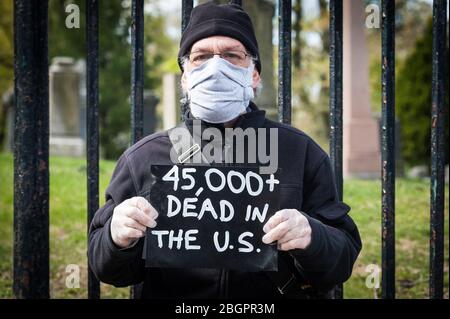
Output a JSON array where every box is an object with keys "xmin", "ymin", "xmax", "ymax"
[{"xmin": 88, "ymin": 2, "xmax": 361, "ymax": 299}]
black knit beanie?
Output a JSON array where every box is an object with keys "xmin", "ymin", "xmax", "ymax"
[{"xmin": 178, "ymin": 2, "xmax": 261, "ymax": 73}]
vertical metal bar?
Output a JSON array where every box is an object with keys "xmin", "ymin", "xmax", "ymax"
[
  {"xmin": 131, "ymin": 0, "xmax": 144, "ymax": 144},
  {"xmin": 181, "ymin": 0, "xmax": 193, "ymax": 120},
  {"xmin": 278, "ymin": 0, "xmax": 292, "ymax": 124},
  {"xmin": 86, "ymin": 0, "xmax": 100, "ymax": 300},
  {"xmin": 130, "ymin": 0, "xmax": 144, "ymax": 299},
  {"xmin": 381, "ymin": 0, "xmax": 395, "ymax": 300},
  {"xmin": 181, "ymin": 0, "xmax": 193, "ymax": 33},
  {"xmin": 329, "ymin": 0, "xmax": 343, "ymax": 299},
  {"xmin": 429, "ymin": 0, "xmax": 446, "ymax": 300},
  {"xmin": 13, "ymin": 0, "xmax": 49, "ymax": 299},
  {"xmin": 329, "ymin": 0, "xmax": 343, "ymax": 207}
]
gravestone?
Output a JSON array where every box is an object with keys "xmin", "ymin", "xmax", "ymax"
[
  {"xmin": 49, "ymin": 57, "xmax": 85, "ymax": 157},
  {"xmin": 343, "ymin": 0, "xmax": 381, "ymax": 177},
  {"xmin": 143, "ymin": 90, "xmax": 159, "ymax": 136},
  {"xmin": 162, "ymin": 73, "xmax": 181, "ymax": 130}
]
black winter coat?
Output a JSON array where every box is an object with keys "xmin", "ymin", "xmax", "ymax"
[{"xmin": 88, "ymin": 103, "xmax": 362, "ymax": 299}]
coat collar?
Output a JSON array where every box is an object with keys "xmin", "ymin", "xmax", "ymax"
[{"xmin": 183, "ymin": 101, "xmax": 267, "ymax": 132}]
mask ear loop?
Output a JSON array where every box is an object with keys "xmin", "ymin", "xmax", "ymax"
[{"xmin": 243, "ymin": 63, "xmax": 256, "ymax": 101}]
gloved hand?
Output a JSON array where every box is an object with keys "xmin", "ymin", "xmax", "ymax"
[
  {"xmin": 110, "ymin": 196, "xmax": 158, "ymax": 248},
  {"xmin": 262, "ymin": 209, "xmax": 312, "ymax": 251}
]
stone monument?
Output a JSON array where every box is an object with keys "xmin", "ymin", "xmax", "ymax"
[
  {"xmin": 49, "ymin": 57, "xmax": 85, "ymax": 157},
  {"xmin": 343, "ymin": 0, "xmax": 381, "ymax": 177},
  {"xmin": 161, "ymin": 73, "xmax": 181, "ymax": 130},
  {"xmin": 143, "ymin": 89, "xmax": 159, "ymax": 136}
]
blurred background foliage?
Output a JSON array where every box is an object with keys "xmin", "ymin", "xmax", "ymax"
[
  {"xmin": 0, "ymin": 0, "xmax": 13, "ymax": 151},
  {"xmin": 48, "ymin": 0, "xmax": 174, "ymax": 158},
  {"xmin": 396, "ymin": 18, "xmax": 449, "ymax": 166},
  {"xmin": 0, "ymin": 0, "xmax": 174, "ymax": 159},
  {"xmin": 291, "ymin": 0, "xmax": 448, "ymax": 167},
  {"xmin": 0, "ymin": 0, "xmax": 448, "ymax": 164}
]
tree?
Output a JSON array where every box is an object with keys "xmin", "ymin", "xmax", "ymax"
[
  {"xmin": 396, "ymin": 18, "xmax": 449, "ymax": 166},
  {"xmin": 291, "ymin": 0, "xmax": 330, "ymax": 149},
  {"xmin": 367, "ymin": 0, "xmax": 435, "ymax": 114}
]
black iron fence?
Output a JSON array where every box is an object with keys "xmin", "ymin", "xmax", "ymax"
[{"xmin": 12, "ymin": 0, "xmax": 447, "ymax": 299}]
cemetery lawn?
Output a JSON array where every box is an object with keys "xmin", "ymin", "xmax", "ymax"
[{"xmin": 0, "ymin": 152, "xmax": 448, "ymax": 299}]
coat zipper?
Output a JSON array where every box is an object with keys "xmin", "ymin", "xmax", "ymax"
[{"xmin": 219, "ymin": 269, "xmax": 229, "ymax": 298}]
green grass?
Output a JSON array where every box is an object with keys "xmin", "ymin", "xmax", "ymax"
[
  {"xmin": 343, "ymin": 178, "xmax": 449, "ymax": 298},
  {"xmin": 0, "ymin": 152, "xmax": 448, "ymax": 298},
  {"xmin": 0, "ymin": 152, "xmax": 128, "ymax": 298}
]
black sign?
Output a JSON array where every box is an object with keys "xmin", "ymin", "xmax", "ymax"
[{"xmin": 143, "ymin": 165, "xmax": 280, "ymax": 271}]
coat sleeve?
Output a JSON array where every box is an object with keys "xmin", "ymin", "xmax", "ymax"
[
  {"xmin": 88, "ymin": 154, "xmax": 145, "ymax": 287},
  {"xmin": 290, "ymin": 155, "xmax": 362, "ymax": 291}
]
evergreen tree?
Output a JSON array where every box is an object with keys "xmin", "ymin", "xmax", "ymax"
[{"xmin": 396, "ymin": 19, "xmax": 449, "ymax": 166}]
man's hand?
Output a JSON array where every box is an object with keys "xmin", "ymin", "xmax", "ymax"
[
  {"xmin": 110, "ymin": 196, "xmax": 158, "ymax": 248},
  {"xmin": 262, "ymin": 209, "xmax": 312, "ymax": 251}
]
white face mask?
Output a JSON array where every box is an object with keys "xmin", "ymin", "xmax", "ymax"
[{"xmin": 185, "ymin": 56, "xmax": 255, "ymax": 124}]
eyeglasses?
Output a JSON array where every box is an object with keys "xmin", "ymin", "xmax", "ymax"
[{"xmin": 187, "ymin": 50, "xmax": 252, "ymax": 67}]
